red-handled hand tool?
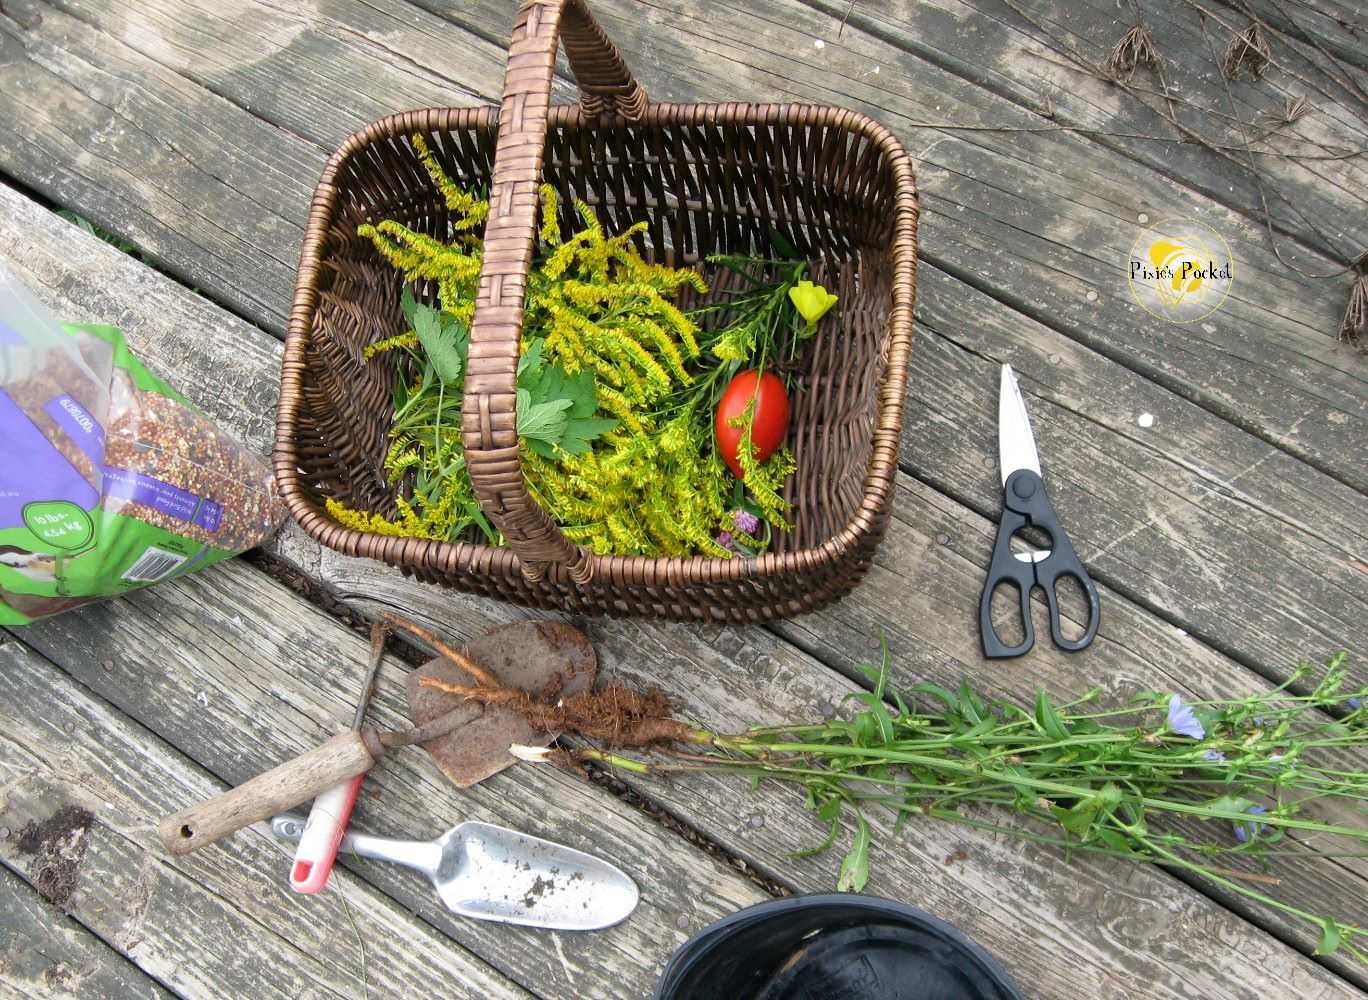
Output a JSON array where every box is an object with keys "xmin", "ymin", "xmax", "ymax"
[{"xmin": 289, "ymin": 621, "xmax": 388, "ymax": 893}]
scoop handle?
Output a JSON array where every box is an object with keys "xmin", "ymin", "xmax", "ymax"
[{"xmin": 158, "ymin": 731, "xmax": 379, "ymax": 855}]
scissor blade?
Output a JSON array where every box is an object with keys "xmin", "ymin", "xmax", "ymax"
[{"xmin": 999, "ymin": 364, "xmax": 1042, "ymax": 485}]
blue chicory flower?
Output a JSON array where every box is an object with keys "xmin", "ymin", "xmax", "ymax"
[
  {"xmin": 1203, "ymin": 749, "xmax": 1226, "ymax": 763},
  {"xmin": 1167, "ymin": 694, "xmax": 1206, "ymax": 740},
  {"xmin": 731, "ymin": 509, "xmax": 761, "ymax": 536},
  {"xmin": 1349, "ymin": 698, "xmax": 1363, "ymax": 710},
  {"xmin": 1234, "ymin": 804, "xmax": 1268, "ymax": 843}
]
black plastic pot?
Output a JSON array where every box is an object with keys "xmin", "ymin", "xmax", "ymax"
[{"xmin": 653, "ymin": 893, "xmax": 1025, "ymax": 1000}]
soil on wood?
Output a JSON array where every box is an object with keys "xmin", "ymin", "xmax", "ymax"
[{"xmin": 14, "ymin": 805, "xmax": 94, "ymax": 906}]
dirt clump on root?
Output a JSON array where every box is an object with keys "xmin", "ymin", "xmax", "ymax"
[{"xmin": 419, "ymin": 676, "xmax": 699, "ymax": 747}]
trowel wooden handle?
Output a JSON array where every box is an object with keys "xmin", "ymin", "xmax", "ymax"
[{"xmin": 158, "ymin": 731, "xmax": 380, "ymax": 855}]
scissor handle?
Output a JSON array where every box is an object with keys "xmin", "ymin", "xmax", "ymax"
[
  {"xmin": 979, "ymin": 504, "xmax": 1037, "ymax": 658},
  {"xmin": 979, "ymin": 470, "xmax": 1100, "ymax": 658}
]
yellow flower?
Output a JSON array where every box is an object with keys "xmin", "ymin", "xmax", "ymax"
[{"xmin": 788, "ymin": 280, "xmax": 838, "ymax": 327}]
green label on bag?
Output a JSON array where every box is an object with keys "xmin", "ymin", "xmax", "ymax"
[{"xmin": 22, "ymin": 501, "xmax": 94, "ymax": 551}]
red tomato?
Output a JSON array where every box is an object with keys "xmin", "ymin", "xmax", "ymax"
[{"xmin": 715, "ymin": 370, "xmax": 790, "ymax": 479}]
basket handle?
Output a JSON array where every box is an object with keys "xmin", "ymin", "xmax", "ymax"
[{"xmin": 462, "ymin": 0, "xmax": 648, "ymax": 583}]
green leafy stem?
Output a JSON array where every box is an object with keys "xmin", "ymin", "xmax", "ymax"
[{"xmin": 554, "ymin": 649, "xmax": 1368, "ymax": 963}]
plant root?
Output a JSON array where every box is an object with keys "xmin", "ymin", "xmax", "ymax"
[{"xmin": 419, "ymin": 674, "xmax": 705, "ymax": 747}]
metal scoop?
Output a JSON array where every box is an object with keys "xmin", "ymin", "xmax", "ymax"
[{"xmin": 272, "ymin": 814, "xmax": 638, "ymax": 931}]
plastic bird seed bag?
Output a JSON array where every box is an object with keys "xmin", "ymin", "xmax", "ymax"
[{"xmin": 0, "ymin": 262, "xmax": 282, "ymax": 624}]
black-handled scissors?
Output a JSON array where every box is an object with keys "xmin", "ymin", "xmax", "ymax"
[{"xmin": 979, "ymin": 365, "xmax": 1100, "ymax": 658}]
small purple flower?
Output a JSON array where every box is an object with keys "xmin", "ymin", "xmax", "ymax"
[
  {"xmin": 1167, "ymin": 694, "xmax": 1206, "ymax": 740},
  {"xmin": 731, "ymin": 509, "xmax": 761, "ymax": 536},
  {"xmin": 1349, "ymin": 698, "xmax": 1363, "ymax": 710},
  {"xmin": 1234, "ymin": 804, "xmax": 1268, "ymax": 843},
  {"xmin": 716, "ymin": 530, "xmax": 735, "ymax": 551},
  {"xmin": 1203, "ymin": 749, "xmax": 1226, "ymax": 763}
]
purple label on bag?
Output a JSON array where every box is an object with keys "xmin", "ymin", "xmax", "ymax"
[
  {"xmin": 102, "ymin": 466, "xmax": 199, "ymax": 521},
  {"xmin": 43, "ymin": 394, "xmax": 106, "ymax": 467},
  {"xmin": 192, "ymin": 499, "xmax": 223, "ymax": 533},
  {"xmin": 0, "ymin": 319, "xmax": 25, "ymax": 347},
  {"xmin": 0, "ymin": 388, "xmax": 100, "ymax": 527}
]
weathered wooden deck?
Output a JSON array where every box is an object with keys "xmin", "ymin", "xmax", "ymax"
[{"xmin": 1, "ymin": 1, "xmax": 1364, "ymax": 997}]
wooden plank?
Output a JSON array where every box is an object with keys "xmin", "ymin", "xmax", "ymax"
[
  {"xmin": 904, "ymin": 261, "xmax": 1368, "ymax": 674},
  {"xmin": 850, "ymin": 0, "xmax": 1368, "ymax": 252},
  {"xmin": 1253, "ymin": 0, "xmax": 1368, "ymax": 72},
  {"xmin": 3, "ymin": 131, "xmax": 1365, "ymax": 976},
  {"xmin": 0, "ymin": 0, "xmax": 322, "ymax": 329},
  {"xmin": 2, "ymin": 0, "xmax": 1362, "ymax": 488},
  {"xmin": 0, "ymin": 864, "xmax": 173, "ymax": 1000},
  {"xmin": 12, "ymin": 560, "xmax": 770, "ymax": 1000},
  {"xmin": 0, "ymin": 68, "xmax": 1362, "ymax": 995},
  {"xmin": 0, "ymin": 639, "xmax": 538, "ymax": 1000},
  {"xmin": 425, "ymin": 0, "xmax": 1366, "ymax": 481},
  {"xmin": 282, "ymin": 553, "xmax": 1367, "ymax": 999},
  {"xmin": 56, "ymin": 0, "xmax": 504, "ymax": 148},
  {"xmin": 4, "ymin": 149, "xmax": 1361, "ymax": 693}
]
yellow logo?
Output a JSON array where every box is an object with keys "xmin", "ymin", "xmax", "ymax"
[{"xmin": 1127, "ymin": 219, "xmax": 1233, "ymax": 322}]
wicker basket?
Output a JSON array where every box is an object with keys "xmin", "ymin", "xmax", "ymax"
[{"xmin": 274, "ymin": 0, "xmax": 919, "ymax": 622}]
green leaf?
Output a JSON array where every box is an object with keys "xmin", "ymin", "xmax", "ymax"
[
  {"xmin": 515, "ymin": 353, "xmax": 612, "ymax": 455},
  {"xmin": 558, "ymin": 415, "xmax": 618, "ymax": 455},
  {"xmin": 1206, "ymin": 795, "xmax": 1255, "ymax": 816},
  {"xmin": 837, "ymin": 816, "xmax": 871, "ymax": 892},
  {"xmin": 517, "ymin": 338, "xmax": 545, "ymax": 379},
  {"xmin": 910, "ymin": 683, "xmax": 958, "ymax": 710},
  {"xmin": 408, "ymin": 298, "xmax": 465, "ymax": 385},
  {"xmin": 767, "ymin": 226, "xmax": 798, "ymax": 259},
  {"xmin": 1097, "ymin": 783, "xmax": 1124, "ymax": 809},
  {"xmin": 790, "ymin": 819, "xmax": 842, "ymax": 860},
  {"xmin": 1056, "ymin": 799, "xmax": 1100, "ymax": 839},
  {"xmin": 854, "ymin": 711, "xmax": 879, "ymax": 748},
  {"xmin": 400, "ymin": 287, "xmax": 420, "ymax": 327},
  {"xmin": 1035, "ymin": 689, "xmax": 1071, "ymax": 741},
  {"xmin": 516, "ymin": 391, "xmax": 572, "ymax": 443},
  {"xmin": 1315, "ymin": 918, "xmax": 1343, "ymax": 955},
  {"xmin": 816, "ymin": 797, "xmax": 843, "ymax": 823},
  {"xmin": 535, "ymin": 365, "xmax": 597, "ymax": 419},
  {"xmin": 958, "ymin": 679, "xmax": 987, "ymax": 725}
]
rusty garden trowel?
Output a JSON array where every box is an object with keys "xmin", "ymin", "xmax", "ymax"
[{"xmin": 158, "ymin": 620, "xmax": 596, "ymax": 856}]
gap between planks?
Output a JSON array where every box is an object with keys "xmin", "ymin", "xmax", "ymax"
[{"xmin": 0, "ymin": 97, "xmax": 1362, "ymax": 990}]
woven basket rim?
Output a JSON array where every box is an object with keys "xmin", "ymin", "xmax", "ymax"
[{"xmin": 274, "ymin": 101, "xmax": 918, "ymax": 585}]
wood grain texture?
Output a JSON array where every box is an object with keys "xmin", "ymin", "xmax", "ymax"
[
  {"xmin": 13, "ymin": 561, "xmax": 769, "ymax": 1000},
  {"xmin": 0, "ymin": 864, "xmax": 173, "ymax": 1000},
  {"xmin": 3, "ymin": 141, "xmax": 1365, "ymax": 986},
  {"xmin": 428, "ymin": 0, "xmax": 1368, "ymax": 484},
  {"xmin": 2, "ymin": 0, "xmax": 1359, "ymax": 654},
  {"xmin": 286, "ymin": 559, "xmax": 1364, "ymax": 999},
  {"xmin": 0, "ymin": 0, "xmax": 321, "ymax": 328},
  {"xmin": 904, "ymin": 261, "xmax": 1367, "ymax": 675},
  {"xmin": 0, "ymin": 638, "xmax": 537, "ymax": 1000},
  {"xmin": 53, "ymin": 0, "xmax": 503, "ymax": 147},
  {"xmin": 3, "ymin": 0, "xmax": 1362, "ymax": 489},
  {"xmin": 0, "ymin": 3, "xmax": 1363, "ymax": 992}
]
